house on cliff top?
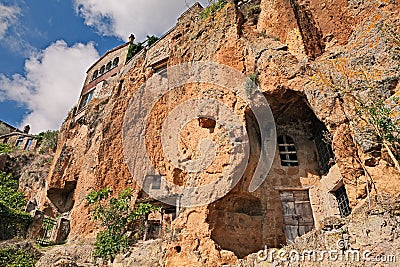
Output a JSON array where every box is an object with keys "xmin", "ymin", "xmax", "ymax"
[{"xmin": 0, "ymin": 121, "xmax": 39, "ymax": 151}]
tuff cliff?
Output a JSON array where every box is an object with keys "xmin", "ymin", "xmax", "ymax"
[{"xmin": 38, "ymin": 0, "xmax": 400, "ymax": 266}]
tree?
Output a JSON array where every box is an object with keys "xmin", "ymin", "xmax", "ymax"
[
  {"xmin": 35, "ymin": 130, "xmax": 59, "ymax": 154},
  {"xmin": 307, "ymin": 20, "xmax": 400, "ymax": 172},
  {"xmin": 86, "ymin": 188, "xmax": 159, "ymax": 261},
  {"xmin": 126, "ymin": 42, "xmax": 144, "ymax": 62},
  {"xmin": 146, "ymin": 35, "xmax": 159, "ymax": 47}
]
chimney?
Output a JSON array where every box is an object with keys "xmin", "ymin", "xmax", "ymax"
[
  {"xmin": 129, "ymin": 34, "xmax": 135, "ymax": 44},
  {"xmin": 23, "ymin": 125, "xmax": 30, "ymax": 134}
]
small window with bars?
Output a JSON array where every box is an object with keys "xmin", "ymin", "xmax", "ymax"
[
  {"xmin": 24, "ymin": 138, "xmax": 33, "ymax": 150},
  {"xmin": 334, "ymin": 185, "xmax": 351, "ymax": 217},
  {"xmin": 313, "ymin": 119, "xmax": 335, "ymax": 174},
  {"xmin": 278, "ymin": 135, "xmax": 299, "ymax": 167}
]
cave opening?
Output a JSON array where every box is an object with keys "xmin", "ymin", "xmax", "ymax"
[{"xmin": 206, "ymin": 89, "xmax": 333, "ymax": 257}]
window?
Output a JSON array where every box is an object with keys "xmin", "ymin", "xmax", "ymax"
[
  {"xmin": 113, "ymin": 57, "xmax": 119, "ymax": 67},
  {"xmin": 313, "ymin": 120, "xmax": 335, "ymax": 174},
  {"xmin": 278, "ymin": 135, "xmax": 298, "ymax": 166},
  {"xmin": 106, "ymin": 61, "xmax": 112, "ymax": 71},
  {"xmin": 99, "ymin": 65, "xmax": 105, "ymax": 75},
  {"xmin": 152, "ymin": 58, "xmax": 168, "ymax": 78},
  {"xmin": 334, "ymin": 185, "xmax": 351, "ymax": 217},
  {"xmin": 78, "ymin": 90, "xmax": 95, "ymax": 110},
  {"xmin": 24, "ymin": 138, "xmax": 33, "ymax": 150},
  {"xmin": 91, "ymin": 70, "xmax": 98, "ymax": 81},
  {"xmin": 151, "ymin": 175, "xmax": 161, "ymax": 190},
  {"xmin": 16, "ymin": 136, "xmax": 24, "ymax": 147},
  {"xmin": 144, "ymin": 175, "xmax": 162, "ymax": 190}
]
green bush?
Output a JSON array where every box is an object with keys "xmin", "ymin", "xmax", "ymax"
[
  {"xmin": 94, "ymin": 229, "xmax": 128, "ymax": 260},
  {"xmin": 146, "ymin": 35, "xmax": 159, "ymax": 47},
  {"xmin": 199, "ymin": 0, "xmax": 227, "ymax": 19},
  {"xmin": 0, "ymin": 143, "xmax": 15, "ymax": 154},
  {"xmin": 0, "ymin": 246, "xmax": 41, "ymax": 267},
  {"xmin": 0, "ymin": 172, "xmax": 27, "ymax": 211},
  {"xmin": 0, "ymin": 172, "xmax": 32, "ymax": 240},
  {"xmin": 86, "ymin": 188, "xmax": 159, "ymax": 261},
  {"xmin": 35, "ymin": 130, "xmax": 59, "ymax": 154},
  {"xmin": 126, "ymin": 42, "xmax": 144, "ymax": 62}
]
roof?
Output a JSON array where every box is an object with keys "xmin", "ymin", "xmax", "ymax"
[
  {"xmin": 0, "ymin": 119, "xmax": 18, "ymax": 132},
  {"xmin": 0, "ymin": 132, "xmax": 35, "ymax": 139},
  {"xmin": 86, "ymin": 42, "xmax": 130, "ymax": 73}
]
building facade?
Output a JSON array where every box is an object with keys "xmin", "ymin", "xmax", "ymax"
[{"xmin": 0, "ymin": 122, "xmax": 39, "ymax": 152}]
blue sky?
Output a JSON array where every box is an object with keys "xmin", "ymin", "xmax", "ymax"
[{"xmin": 0, "ymin": 0, "xmax": 206, "ymax": 133}]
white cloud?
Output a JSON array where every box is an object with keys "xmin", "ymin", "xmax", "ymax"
[
  {"xmin": 0, "ymin": 3, "xmax": 20, "ymax": 39},
  {"xmin": 73, "ymin": 0, "xmax": 208, "ymax": 41},
  {"xmin": 0, "ymin": 40, "xmax": 99, "ymax": 133}
]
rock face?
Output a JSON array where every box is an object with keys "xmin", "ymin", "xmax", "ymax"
[
  {"xmin": 0, "ymin": 151, "xmax": 52, "ymax": 213},
  {"xmin": 41, "ymin": 0, "xmax": 400, "ymax": 266},
  {"xmin": 241, "ymin": 194, "xmax": 400, "ymax": 267}
]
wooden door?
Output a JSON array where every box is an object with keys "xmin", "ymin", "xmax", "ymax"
[{"xmin": 279, "ymin": 190, "xmax": 314, "ymax": 243}]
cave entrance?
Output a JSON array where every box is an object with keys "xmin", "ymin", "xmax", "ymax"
[
  {"xmin": 207, "ymin": 194, "xmax": 264, "ymax": 258},
  {"xmin": 46, "ymin": 180, "xmax": 77, "ymax": 213},
  {"xmin": 206, "ymin": 89, "xmax": 334, "ymax": 255},
  {"xmin": 265, "ymin": 90, "xmax": 329, "ymax": 245}
]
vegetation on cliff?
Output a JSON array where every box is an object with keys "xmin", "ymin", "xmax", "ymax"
[
  {"xmin": 0, "ymin": 143, "xmax": 15, "ymax": 154},
  {"xmin": 199, "ymin": 0, "xmax": 227, "ymax": 19},
  {"xmin": 0, "ymin": 172, "xmax": 39, "ymax": 266},
  {"xmin": 34, "ymin": 130, "xmax": 59, "ymax": 154},
  {"xmin": 0, "ymin": 172, "xmax": 32, "ymax": 240},
  {"xmin": 0, "ymin": 245, "xmax": 41, "ymax": 267},
  {"xmin": 86, "ymin": 187, "xmax": 159, "ymax": 261},
  {"xmin": 308, "ymin": 21, "xmax": 400, "ymax": 172}
]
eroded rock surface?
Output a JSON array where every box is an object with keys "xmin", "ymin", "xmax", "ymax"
[{"xmin": 38, "ymin": 0, "xmax": 400, "ymax": 266}]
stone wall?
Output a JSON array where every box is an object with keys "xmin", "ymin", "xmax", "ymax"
[
  {"xmin": 0, "ymin": 121, "xmax": 16, "ymax": 136},
  {"xmin": 0, "ymin": 133, "xmax": 39, "ymax": 152}
]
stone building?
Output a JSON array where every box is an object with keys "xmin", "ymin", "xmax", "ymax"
[
  {"xmin": 74, "ymin": 36, "xmax": 132, "ymax": 123},
  {"xmin": 0, "ymin": 122, "xmax": 39, "ymax": 152}
]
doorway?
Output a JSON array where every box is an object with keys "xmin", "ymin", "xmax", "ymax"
[{"xmin": 278, "ymin": 189, "xmax": 314, "ymax": 243}]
